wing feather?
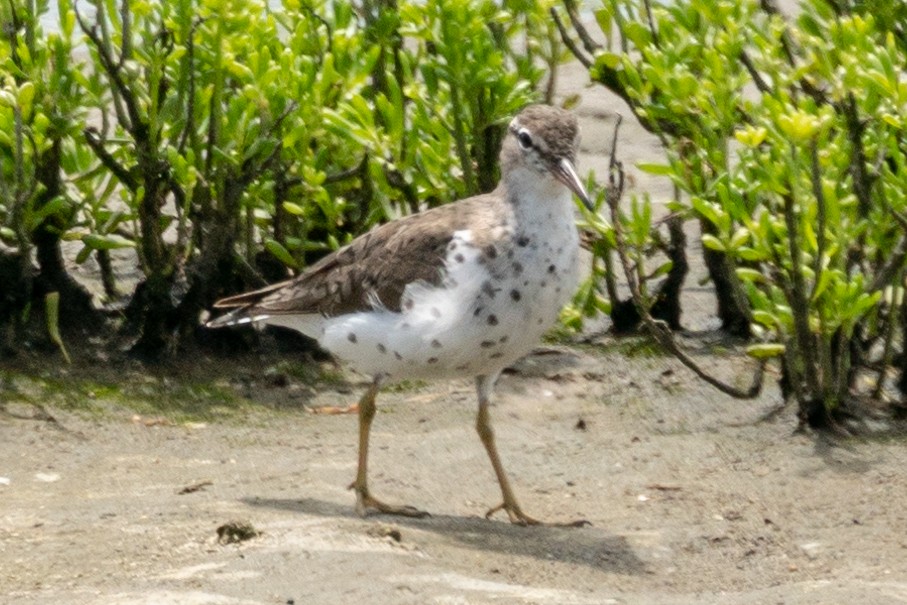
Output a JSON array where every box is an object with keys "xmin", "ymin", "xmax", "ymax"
[{"xmin": 211, "ymin": 194, "xmax": 500, "ymax": 321}]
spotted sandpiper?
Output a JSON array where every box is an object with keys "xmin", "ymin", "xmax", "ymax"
[{"xmin": 209, "ymin": 104, "xmax": 592, "ymax": 526}]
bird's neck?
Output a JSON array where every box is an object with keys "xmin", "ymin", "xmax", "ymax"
[{"xmin": 499, "ymin": 166, "xmax": 575, "ymax": 229}]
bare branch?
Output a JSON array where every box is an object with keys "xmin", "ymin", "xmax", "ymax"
[
  {"xmin": 119, "ymin": 0, "xmax": 132, "ymax": 66},
  {"xmin": 870, "ymin": 209, "xmax": 907, "ymax": 292},
  {"xmin": 75, "ymin": 1, "xmax": 141, "ymax": 133},
  {"xmin": 384, "ymin": 165, "xmax": 420, "ymax": 215},
  {"xmin": 325, "ymin": 154, "xmax": 370, "ymax": 185},
  {"xmin": 808, "ymin": 142, "xmax": 826, "ymax": 302},
  {"xmin": 177, "ymin": 17, "xmax": 204, "ymax": 156},
  {"xmin": 231, "ymin": 251, "xmax": 270, "ymax": 289},
  {"xmin": 563, "ymin": 0, "xmax": 602, "ymax": 56},
  {"xmin": 550, "ymin": 8, "xmax": 592, "ymax": 69},
  {"xmin": 239, "ymin": 101, "xmax": 300, "ymax": 185},
  {"xmin": 872, "ymin": 287, "xmax": 900, "ymax": 400},
  {"xmin": 603, "ymin": 114, "xmax": 766, "ymax": 400},
  {"xmin": 781, "ymin": 184, "xmax": 821, "ymax": 397},
  {"xmin": 83, "ymin": 127, "xmax": 138, "ymax": 190},
  {"xmin": 759, "ymin": 0, "xmax": 797, "ymax": 64},
  {"xmin": 642, "ymin": 0, "xmax": 659, "ymax": 47},
  {"xmin": 843, "ymin": 94, "xmax": 873, "ymax": 218},
  {"xmin": 740, "ymin": 50, "xmax": 771, "ymax": 94}
]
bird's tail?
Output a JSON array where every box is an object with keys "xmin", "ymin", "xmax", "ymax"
[{"xmin": 205, "ymin": 308, "xmax": 269, "ymax": 329}]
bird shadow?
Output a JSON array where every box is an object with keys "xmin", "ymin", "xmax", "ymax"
[{"xmin": 241, "ymin": 495, "xmax": 646, "ymax": 575}]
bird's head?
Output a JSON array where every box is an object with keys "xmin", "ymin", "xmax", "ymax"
[{"xmin": 500, "ymin": 105, "xmax": 593, "ymax": 211}]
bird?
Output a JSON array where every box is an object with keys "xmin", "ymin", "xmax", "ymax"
[{"xmin": 208, "ymin": 104, "xmax": 592, "ymax": 526}]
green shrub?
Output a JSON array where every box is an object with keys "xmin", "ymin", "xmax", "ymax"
[
  {"xmin": 560, "ymin": 0, "xmax": 907, "ymax": 429},
  {"xmin": 0, "ymin": 0, "xmax": 96, "ymax": 343},
  {"xmin": 0, "ymin": 0, "xmax": 557, "ymax": 357}
]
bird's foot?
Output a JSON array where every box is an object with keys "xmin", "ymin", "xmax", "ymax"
[
  {"xmin": 349, "ymin": 484, "xmax": 430, "ymax": 519},
  {"xmin": 308, "ymin": 403, "xmax": 360, "ymax": 415},
  {"xmin": 485, "ymin": 502, "xmax": 590, "ymax": 528}
]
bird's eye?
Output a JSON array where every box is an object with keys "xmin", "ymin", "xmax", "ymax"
[{"xmin": 517, "ymin": 129, "xmax": 533, "ymax": 150}]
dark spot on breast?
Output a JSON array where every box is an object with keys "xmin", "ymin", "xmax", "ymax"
[
  {"xmin": 512, "ymin": 262, "xmax": 523, "ymax": 275},
  {"xmin": 483, "ymin": 244, "xmax": 498, "ymax": 259},
  {"xmin": 347, "ymin": 332, "xmax": 357, "ymax": 343},
  {"xmin": 431, "ymin": 307, "xmax": 442, "ymax": 318},
  {"xmin": 448, "ymin": 241, "xmax": 458, "ymax": 251},
  {"xmin": 431, "ymin": 339, "xmax": 442, "ymax": 348},
  {"xmin": 489, "ymin": 352, "xmax": 504, "ymax": 359},
  {"xmin": 517, "ymin": 236, "xmax": 530, "ymax": 247},
  {"xmin": 541, "ymin": 280, "xmax": 547, "ymax": 287},
  {"xmin": 537, "ymin": 318, "xmax": 544, "ymax": 325},
  {"xmin": 487, "ymin": 314, "xmax": 498, "ymax": 326},
  {"xmin": 455, "ymin": 363, "xmax": 470, "ymax": 371},
  {"xmin": 481, "ymin": 281, "xmax": 497, "ymax": 298},
  {"xmin": 507, "ymin": 249, "xmax": 515, "ymax": 259},
  {"xmin": 510, "ymin": 289, "xmax": 521, "ymax": 301},
  {"xmin": 377, "ymin": 343, "xmax": 387, "ymax": 354},
  {"xmin": 480, "ymin": 340, "xmax": 496, "ymax": 348},
  {"xmin": 474, "ymin": 306, "xmax": 484, "ymax": 316},
  {"xmin": 555, "ymin": 286, "xmax": 562, "ymax": 293},
  {"xmin": 394, "ymin": 351, "xmax": 403, "ymax": 360},
  {"xmin": 548, "ymin": 264, "xmax": 556, "ymax": 274},
  {"xmin": 454, "ymin": 253, "xmax": 465, "ymax": 263},
  {"xmin": 499, "ymin": 335, "xmax": 509, "ymax": 343},
  {"xmin": 427, "ymin": 357, "xmax": 438, "ymax": 364},
  {"xmin": 404, "ymin": 299, "xmax": 414, "ymax": 311}
]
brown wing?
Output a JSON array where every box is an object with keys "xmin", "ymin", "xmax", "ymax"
[{"xmin": 213, "ymin": 194, "xmax": 500, "ymax": 318}]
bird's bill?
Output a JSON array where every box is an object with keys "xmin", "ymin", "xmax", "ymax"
[{"xmin": 554, "ymin": 158, "xmax": 594, "ymax": 211}]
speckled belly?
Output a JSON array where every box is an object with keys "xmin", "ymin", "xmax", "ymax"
[{"xmin": 320, "ymin": 222, "xmax": 581, "ymax": 381}]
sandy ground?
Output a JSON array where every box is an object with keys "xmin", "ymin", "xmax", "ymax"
[
  {"xmin": 4, "ymin": 27, "xmax": 907, "ymax": 605},
  {"xmin": 3, "ymin": 345, "xmax": 907, "ymax": 605}
]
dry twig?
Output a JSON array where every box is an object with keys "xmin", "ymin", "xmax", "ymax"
[{"xmin": 602, "ymin": 115, "xmax": 766, "ymax": 400}]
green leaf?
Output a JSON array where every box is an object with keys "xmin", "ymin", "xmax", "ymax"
[
  {"xmin": 728, "ymin": 227, "xmax": 749, "ymax": 250},
  {"xmin": 850, "ymin": 291, "xmax": 881, "ymax": 319},
  {"xmin": 636, "ymin": 162, "xmax": 674, "ymax": 176},
  {"xmin": 691, "ymin": 196, "xmax": 722, "ymax": 227},
  {"xmin": 0, "ymin": 90, "xmax": 16, "ymax": 108},
  {"xmin": 75, "ymin": 246, "xmax": 93, "ymax": 265},
  {"xmin": 81, "ymin": 234, "xmax": 136, "ymax": 251},
  {"xmin": 264, "ymin": 238, "xmax": 299, "ymax": 269},
  {"xmin": 736, "ymin": 267, "xmax": 764, "ymax": 283},
  {"xmin": 651, "ymin": 260, "xmax": 673, "ymax": 279},
  {"xmin": 282, "ymin": 201, "xmax": 306, "ymax": 216},
  {"xmin": 45, "ymin": 292, "xmax": 71, "ymax": 364},
  {"xmin": 752, "ymin": 310, "xmax": 778, "ymax": 328},
  {"xmin": 595, "ymin": 51, "xmax": 622, "ymax": 70},
  {"xmin": 746, "ymin": 343, "xmax": 785, "ymax": 359},
  {"xmin": 17, "ymin": 81, "xmax": 35, "ymax": 109},
  {"xmin": 736, "ymin": 247, "xmax": 767, "ymax": 261},
  {"xmin": 623, "ymin": 21, "xmax": 653, "ymax": 48},
  {"xmin": 30, "ymin": 196, "xmax": 70, "ymax": 227},
  {"xmin": 594, "ymin": 6, "xmax": 614, "ymax": 35},
  {"xmin": 701, "ymin": 234, "xmax": 725, "ymax": 252},
  {"xmin": 811, "ymin": 269, "xmax": 833, "ymax": 302}
]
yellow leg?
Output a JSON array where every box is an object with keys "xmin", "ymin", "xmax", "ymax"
[
  {"xmin": 475, "ymin": 375, "xmax": 589, "ymax": 528},
  {"xmin": 348, "ymin": 376, "xmax": 429, "ymax": 519}
]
